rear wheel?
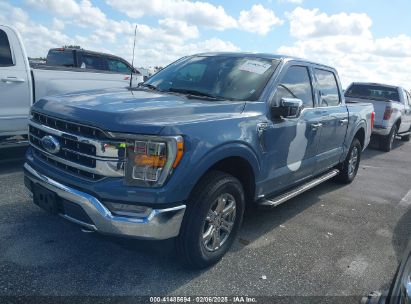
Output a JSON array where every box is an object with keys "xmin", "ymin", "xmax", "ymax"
[
  {"xmin": 379, "ymin": 124, "xmax": 397, "ymax": 151},
  {"xmin": 401, "ymin": 127, "xmax": 410, "ymax": 142},
  {"xmin": 176, "ymin": 171, "xmax": 245, "ymax": 269},
  {"xmin": 336, "ymin": 138, "xmax": 361, "ymax": 184},
  {"xmin": 401, "ymin": 134, "xmax": 410, "ymax": 142}
]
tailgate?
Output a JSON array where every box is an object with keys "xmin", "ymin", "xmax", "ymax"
[{"xmin": 345, "ymin": 96, "xmax": 386, "ymax": 126}]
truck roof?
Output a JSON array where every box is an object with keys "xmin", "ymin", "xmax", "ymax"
[
  {"xmin": 48, "ymin": 47, "xmax": 129, "ymax": 62},
  {"xmin": 194, "ymin": 52, "xmax": 336, "ymax": 70}
]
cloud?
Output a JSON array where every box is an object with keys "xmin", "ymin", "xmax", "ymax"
[
  {"xmin": 0, "ymin": 2, "xmax": 74, "ymax": 57},
  {"xmin": 287, "ymin": 7, "xmax": 372, "ymax": 39},
  {"xmin": 105, "ymin": 0, "xmax": 238, "ymax": 31},
  {"xmin": 2, "ymin": 1, "xmax": 239, "ymax": 68},
  {"xmin": 52, "ymin": 18, "xmax": 65, "ymax": 30},
  {"xmin": 106, "ymin": 0, "xmax": 282, "ymax": 35},
  {"xmin": 238, "ymin": 4, "xmax": 283, "ymax": 35},
  {"xmin": 27, "ymin": 0, "xmax": 107, "ymax": 28},
  {"xmin": 278, "ymin": 7, "xmax": 411, "ymax": 88}
]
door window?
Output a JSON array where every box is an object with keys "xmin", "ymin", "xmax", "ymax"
[
  {"xmin": 314, "ymin": 69, "xmax": 340, "ymax": 107},
  {"xmin": 0, "ymin": 29, "xmax": 13, "ymax": 66},
  {"xmin": 79, "ymin": 54, "xmax": 106, "ymax": 70},
  {"xmin": 46, "ymin": 50, "xmax": 75, "ymax": 67},
  {"xmin": 272, "ymin": 66, "xmax": 314, "ymax": 108},
  {"xmin": 107, "ymin": 58, "xmax": 131, "ymax": 74}
]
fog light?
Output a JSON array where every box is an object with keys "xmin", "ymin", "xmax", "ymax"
[{"xmin": 104, "ymin": 201, "xmax": 152, "ymax": 218}]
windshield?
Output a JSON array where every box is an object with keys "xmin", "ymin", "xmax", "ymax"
[
  {"xmin": 143, "ymin": 55, "xmax": 279, "ymax": 101},
  {"xmin": 345, "ymin": 84, "xmax": 400, "ymax": 102}
]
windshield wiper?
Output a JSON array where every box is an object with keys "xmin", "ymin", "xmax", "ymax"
[
  {"xmin": 138, "ymin": 83, "xmax": 161, "ymax": 91},
  {"xmin": 167, "ymin": 88, "xmax": 221, "ymax": 100}
]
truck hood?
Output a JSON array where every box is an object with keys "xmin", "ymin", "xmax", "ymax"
[{"xmin": 32, "ymin": 87, "xmax": 246, "ymax": 135}]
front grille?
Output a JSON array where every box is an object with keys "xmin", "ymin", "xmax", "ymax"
[
  {"xmin": 31, "ymin": 111, "xmax": 107, "ymax": 139},
  {"xmin": 29, "ymin": 125, "xmax": 96, "ymax": 168},
  {"xmin": 29, "ymin": 113, "xmax": 124, "ymax": 181},
  {"xmin": 32, "ymin": 149, "xmax": 104, "ymax": 180}
]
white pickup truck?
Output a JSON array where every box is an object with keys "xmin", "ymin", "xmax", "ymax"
[
  {"xmin": 0, "ymin": 25, "xmax": 142, "ymax": 147},
  {"xmin": 345, "ymin": 82, "xmax": 411, "ymax": 151}
]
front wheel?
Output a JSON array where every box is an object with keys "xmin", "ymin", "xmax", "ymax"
[
  {"xmin": 176, "ymin": 171, "xmax": 245, "ymax": 269},
  {"xmin": 336, "ymin": 138, "xmax": 362, "ymax": 184}
]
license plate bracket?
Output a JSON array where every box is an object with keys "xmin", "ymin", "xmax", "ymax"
[{"xmin": 33, "ymin": 184, "xmax": 60, "ymax": 214}]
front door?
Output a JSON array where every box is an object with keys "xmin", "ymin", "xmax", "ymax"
[{"xmin": 260, "ymin": 65, "xmax": 321, "ymax": 195}]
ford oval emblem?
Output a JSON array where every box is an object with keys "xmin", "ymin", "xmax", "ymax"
[{"xmin": 41, "ymin": 135, "xmax": 61, "ymax": 154}]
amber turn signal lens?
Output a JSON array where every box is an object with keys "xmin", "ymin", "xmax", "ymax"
[
  {"xmin": 134, "ymin": 154, "xmax": 166, "ymax": 168},
  {"xmin": 172, "ymin": 141, "xmax": 184, "ymax": 168}
]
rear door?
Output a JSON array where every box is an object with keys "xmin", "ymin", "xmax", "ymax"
[
  {"xmin": 313, "ymin": 68, "xmax": 348, "ymax": 171},
  {"xmin": 0, "ymin": 27, "xmax": 31, "ymax": 135}
]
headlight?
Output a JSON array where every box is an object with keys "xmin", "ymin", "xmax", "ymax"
[{"xmin": 119, "ymin": 135, "xmax": 183, "ymax": 187}]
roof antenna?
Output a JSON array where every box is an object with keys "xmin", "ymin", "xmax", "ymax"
[{"xmin": 129, "ymin": 24, "xmax": 137, "ymax": 88}]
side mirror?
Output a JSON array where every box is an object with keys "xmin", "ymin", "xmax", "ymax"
[{"xmin": 271, "ymin": 97, "xmax": 304, "ymax": 119}]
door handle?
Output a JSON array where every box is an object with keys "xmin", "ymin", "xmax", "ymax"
[
  {"xmin": 311, "ymin": 122, "xmax": 323, "ymax": 130},
  {"xmin": 1, "ymin": 77, "xmax": 26, "ymax": 83},
  {"xmin": 339, "ymin": 118, "xmax": 349, "ymax": 125}
]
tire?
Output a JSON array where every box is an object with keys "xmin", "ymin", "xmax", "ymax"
[
  {"xmin": 379, "ymin": 124, "xmax": 397, "ymax": 152},
  {"xmin": 401, "ymin": 128, "xmax": 410, "ymax": 142},
  {"xmin": 401, "ymin": 134, "xmax": 410, "ymax": 142},
  {"xmin": 176, "ymin": 171, "xmax": 245, "ymax": 269},
  {"xmin": 336, "ymin": 138, "xmax": 362, "ymax": 184}
]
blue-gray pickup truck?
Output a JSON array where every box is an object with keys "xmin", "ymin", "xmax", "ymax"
[{"xmin": 24, "ymin": 53, "xmax": 374, "ymax": 268}]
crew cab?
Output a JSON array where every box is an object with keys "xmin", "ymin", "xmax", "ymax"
[
  {"xmin": 345, "ymin": 82, "xmax": 411, "ymax": 151},
  {"xmin": 0, "ymin": 25, "xmax": 142, "ymax": 147},
  {"xmin": 46, "ymin": 47, "xmax": 137, "ymax": 75},
  {"xmin": 23, "ymin": 53, "xmax": 374, "ymax": 268}
]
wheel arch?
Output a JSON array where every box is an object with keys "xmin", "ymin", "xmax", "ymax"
[{"xmin": 185, "ymin": 143, "xmax": 260, "ymax": 205}]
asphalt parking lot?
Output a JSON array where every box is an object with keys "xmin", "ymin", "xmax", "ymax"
[{"xmin": 0, "ymin": 139, "xmax": 410, "ymax": 302}]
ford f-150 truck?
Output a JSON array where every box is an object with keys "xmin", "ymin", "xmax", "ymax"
[
  {"xmin": 23, "ymin": 53, "xmax": 374, "ymax": 268},
  {"xmin": 345, "ymin": 82, "xmax": 411, "ymax": 151},
  {"xmin": 0, "ymin": 25, "xmax": 142, "ymax": 147}
]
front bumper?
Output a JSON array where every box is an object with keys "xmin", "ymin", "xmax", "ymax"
[{"xmin": 24, "ymin": 163, "xmax": 186, "ymax": 240}]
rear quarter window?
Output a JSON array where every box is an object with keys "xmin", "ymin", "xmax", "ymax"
[
  {"xmin": 0, "ymin": 29, "xmax": 13, "ymax": 66},
  {"xmin": 46, "ymin": 50, "xmax": 75, "ymax": 67},
  {"xmin": 79, "ymin": 54, "xmax": 106, "ymax": 70}
]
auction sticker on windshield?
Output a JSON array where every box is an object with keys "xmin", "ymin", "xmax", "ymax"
[{"xmin": 239, "ymin": 60, "xmax": 271, "ymax": 74}]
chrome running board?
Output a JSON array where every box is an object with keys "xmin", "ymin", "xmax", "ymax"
[{"xmin": 259, "ymin": 169, "xmax": 340, "ymax": 207}]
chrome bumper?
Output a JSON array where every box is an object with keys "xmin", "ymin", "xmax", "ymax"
[{"xmin": 24, "ymin": 163, "xmax": 186, "ymax": 240}]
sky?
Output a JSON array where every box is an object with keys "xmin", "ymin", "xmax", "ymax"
[{"xmin": 1, "ymin": 0, "xmax": 411, "ymax": 88}]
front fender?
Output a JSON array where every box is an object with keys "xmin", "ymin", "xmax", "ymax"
[{"xmin": 183, "ymin": 142, "xmax": 261, "ymax": 198}]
